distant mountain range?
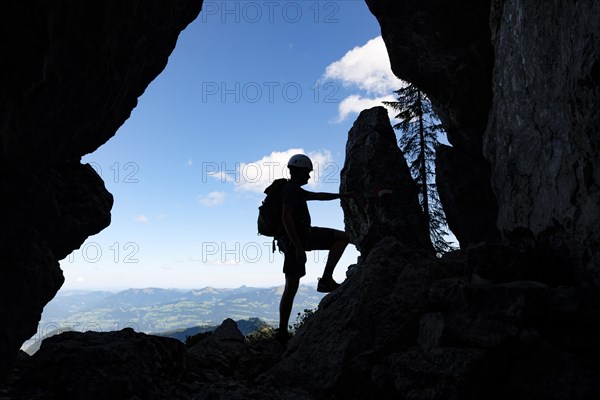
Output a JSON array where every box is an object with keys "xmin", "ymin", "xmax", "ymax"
[{"xmin": 23, "ymin": 285, "xmax": 324, "ymax": 354}]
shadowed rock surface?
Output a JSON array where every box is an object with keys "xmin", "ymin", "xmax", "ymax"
[
  {"xmin": 5, "ymin": 329, "xmax": 186, "ymax": 400},
  {"xmin": 367, "ymin": 0, "xmax": 600, "ymax": 286},
  {"xmin": 436, "ymin": 144, "xmax": 500, "ymax": 248},
  {"xmin": 485, "ymin": 0, "xmax": 600, "ymax": 285},
  {"xmin": 0, "ymin": 0, "xmax": 203, "ymax": 378},
  {"xmin": 365, "ymin": 0, "xmax": 500, "ymax": 250}
]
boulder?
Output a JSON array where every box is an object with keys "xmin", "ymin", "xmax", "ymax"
[
  {"xmin": 340, "ymin": 106, "xmax": 433, "ymax": 255},
  {"xmin": 5, "ymin": 328, "xmax": 186, "ymax": 400},
  {"xmin": 188, "ymin": 318, "xmax": 246, "ymax": 379}
]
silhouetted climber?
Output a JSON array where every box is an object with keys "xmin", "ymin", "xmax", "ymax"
[{"xmin": 276, "ymin": 154, "xmax": 353, "ymax": 344}]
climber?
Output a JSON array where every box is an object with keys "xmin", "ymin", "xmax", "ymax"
[{"xmin": 275, "ymin": 154, "xmax": 353, "ymax": 344}]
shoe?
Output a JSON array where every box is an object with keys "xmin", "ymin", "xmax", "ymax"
[
  {"xmin": 275, "ymin": 328, "xmax": 291, "ymax": 345},
  {"xmin": 317, "ymin": 277, "xmax": 341, "ymax": 293}
]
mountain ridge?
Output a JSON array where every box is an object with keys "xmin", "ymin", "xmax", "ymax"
[{"xmin": 23, "ymin": 284, "xmax": 323, "ymax": 354}]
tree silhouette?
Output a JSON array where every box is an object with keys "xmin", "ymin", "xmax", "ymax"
[{"xmin": 383, "ymin": 83, "xmax": 456, "ymax": 254}]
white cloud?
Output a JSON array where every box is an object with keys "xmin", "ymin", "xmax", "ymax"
[
  {"xmin": 212, "ymin": 149, "xmax": 336, "ymax": 194},
  {"xmin": 323, "ymin": 36, "xmax": 402, "ymax": 95},
  {"xmin": 197, "ymin": 191, "xmax": 226, "ymax": 207},
  {"xmin": 187, "ymin": 159, "xmax": 193, "ymax": 167},
  {"xmin": 336, "ymin": 94, "xmax": 398, "ymax": 123},
  {"xmin": 135, "ymin": 215, "xmax": 149, "ymax": 224},
  {"xmin": 322, "ymin": 36, "xmax": 405, "ymax": 122}
]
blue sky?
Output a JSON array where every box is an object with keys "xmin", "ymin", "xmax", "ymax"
[{"xmin": 62, "ymin": 1, "xmax": 406, "ymax": 290}]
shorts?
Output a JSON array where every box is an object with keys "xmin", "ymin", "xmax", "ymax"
[{"xmin": 280, "ymin": 227, "xmax": 337, "ymax": 278}]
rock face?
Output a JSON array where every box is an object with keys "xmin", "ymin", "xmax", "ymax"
[
  {"xmin": 364, "ymin": 0, "xmax": 493, "ymax": 154},
  {"xmin": 340, "ymin": 106, "xmax": 432, "ymax": 254},
  {"xmin": 0, "ymin": 163, "xmax": 112, "ymax": 380},
  {"xmin": 368, "ymin": 0, "xmax": 600, "ymax": 288},
  {"xmin": 266, "ymin": 238, "xmax": 455, "ymax": 398},
  {"xmin": 0, "ymin": 0, "xmax": 203, "ymax": 378},
  {"xmin": 263, "ymin": 103, "xmax": 600, "ymax": 398},
  {"xmin": 265, "ymin": 241, "xmax": 600, "ymax": 399},
  {"xmin": 485, "ymin": 0, "xmax": 600, "ymax": 285},
  {"xmin": 365, "ymin": 0, "xmax": 500, "ymax": 250}
]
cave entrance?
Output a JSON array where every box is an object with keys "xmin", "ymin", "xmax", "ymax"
[
  {"xmin": 67, "ymin": 2, "xmax": 383, "ymax": 293},
  {"xmin": 27, "ymin": 2, "xmax": 390, "ymax": 350}
]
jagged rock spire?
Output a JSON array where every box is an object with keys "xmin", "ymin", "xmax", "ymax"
[{"xmin": 340, "ymin": 106, "xmax": 433, "ymax": 255}]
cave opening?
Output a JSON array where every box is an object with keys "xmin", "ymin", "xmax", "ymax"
[{"xmin": 25, "ymin": 0, "xmax": 392, "ymax": 350}]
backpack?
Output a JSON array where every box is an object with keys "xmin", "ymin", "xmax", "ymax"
[{"xmin": 257, "ymin": 178, "xmax": 288, "ymax": 240}]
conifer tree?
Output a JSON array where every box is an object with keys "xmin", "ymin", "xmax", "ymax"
[{"xmin": 383, "ymin": 83, "xmax": 456, "ymax": 254}]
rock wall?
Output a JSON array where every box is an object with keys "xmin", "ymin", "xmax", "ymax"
[
  {"xmin": 485, "ymin": 0, "xmax": 600, "ymax": 284},
  {"xmin": 368, "ymin": 0, "xmax": 600, "ymax": 287},
  {"xmin": 0, "ymin": 0, "xmax": 203, "ymax": 378},
  {"xmin": 365, "ymin": 0, "xmax": 500, "ymax": 250}
]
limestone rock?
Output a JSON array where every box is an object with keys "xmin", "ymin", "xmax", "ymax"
[
  {"xmin": 367, "ymin": 0, "xmax": 600, "ymax": 289},
  {"xmin": 340, "ymin": 106, "xmax": 433, "ymax": 255},
  {"xmin": 484, "ymin": 0, "xmax": 600, "ymax": 285}
]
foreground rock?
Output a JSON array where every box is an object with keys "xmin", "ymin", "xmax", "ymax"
[
  {"xmin": 5, "ymin": 329, "xmax": 186, "ymax": 400},
  {"xmin": 1, "ymin": 319, "xmax": 314, "ymax": 400},
  {"xmin": 0, "ymin": 0, "xmax": 203, "ymax": 377},
  {"xmin": 265, "ymin": 238, "xmax": 453, "ymax": 398},
  {"xmin": 4, "ymin": 256, "xmax": 600, "ymax": 399}
]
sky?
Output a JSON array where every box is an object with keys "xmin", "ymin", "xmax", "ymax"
[{"xmin": 61, "ymin": 1, "xmax": 408, "ymax": 291}]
